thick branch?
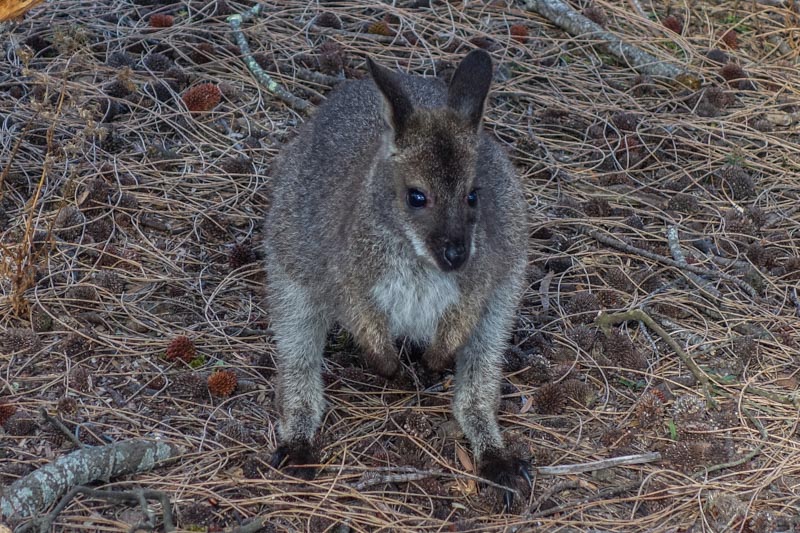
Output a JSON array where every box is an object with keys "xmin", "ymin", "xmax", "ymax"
[
  {"xmin": 524, "ymin": 0, "xmax": 689, "ymax": 79},
  {"xmin": 227, "ymin": 5, "xmax": 312, "ymax": 114},
  {"xmin": 0, "ymin": 438, "xmax": 183, "ymax": 520}
]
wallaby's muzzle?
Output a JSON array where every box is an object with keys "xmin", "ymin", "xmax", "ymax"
[{"xmin": 440, "ymin": 240, "xmax": 468, "ymax": 271}]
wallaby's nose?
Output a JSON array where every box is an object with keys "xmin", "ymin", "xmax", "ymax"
[{"xmin": 443, "ymin": 242, "xmax": 467, "ymax": 270}]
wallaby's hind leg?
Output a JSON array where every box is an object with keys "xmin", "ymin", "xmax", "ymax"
[
  {"xmin": 453, "ymin": 280, "xmax": 531, "ymax": 510},
  {"xmin": 267, "ymin": 264, "xmax": 330, "ymax": 479}
]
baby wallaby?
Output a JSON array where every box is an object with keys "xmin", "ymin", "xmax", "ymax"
[{"xmin": 264, "ymin": 49, "xmax": 529, "ymax": 507}]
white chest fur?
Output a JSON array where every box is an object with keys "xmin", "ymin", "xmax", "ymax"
[{"xmin": 371, "ymin": 261, "xmax": 460, "ymax": 344}]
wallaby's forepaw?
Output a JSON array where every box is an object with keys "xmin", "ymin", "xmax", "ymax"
[
  {"xmin": 364, "ymin": 348, "xmax": 401, "ymax": 378},
  {"xmin": 479, "ymin": 448, "xmax": 532, "ymax": 512},
  {"xmin": 270, "ymin": 439, "xmax": 319, "ymax": 480},
  {"xmin": 422, "ymin": 346, "xmax": 455, "ymax": 372}
]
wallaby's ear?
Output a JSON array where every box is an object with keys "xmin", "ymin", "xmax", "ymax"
[
  {"xmin": 447, "ymin": 49, "xmax": 492, "ymax": 131},
  {"xmin": 367, "ymin": 57, "xmax": 414, "ymax": 137}
]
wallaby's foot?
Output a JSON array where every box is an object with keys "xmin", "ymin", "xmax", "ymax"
[
  {"xmin": 270, "ymin": 438, "xmax": 319, "ymax": 480},
  {"xmin": 479, "ymin": 447, "xmax": 532, "ymax": 512},
  {"xmin": 422, "ymin": 345, "xmax": 456, "ymax": 372},
  {"xmin": 364, "ymin": 348, "xmax": 401, "ymax": 378}
]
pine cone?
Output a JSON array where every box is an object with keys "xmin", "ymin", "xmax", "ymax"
[
  {"xmin": 142, "ymin": 52, "xmax": 174, "ymax": 72},
  {"xmin": 149, "ymin": 14, "xmax": 175, "ymax": 28},
  {"xmin": 401, "ymin": 411, "xmax": 433, "ymax": 439},
  {"xmin": 93, "ymin": 271, "xmax": 126, "ymax": 294},
  {"xmin": 54, "ymin": 206, "xmax": 85, "ymax": 240},
  {"xmin": 57, "ymin": 397, "xmax": 79, "ymax": 416},
  {"xmin": 171, "ymin": 372, "xmax": 208, "ymax": 399},
  {"xmin": 62, "ymin": 331, "xmax": 93, "ymax": 357},
  {"xmin": 367, "ymin": 21, "xmax": 393, "ymax": 36},
  {"xmin": 0, "ymin": 400, "xmax": 17, "ymax": 426},
  {"xmin": 566, "ymin": 291, "xmax": 600, "ymax": 323},
  {"xmin": 217, "ymin": 419, "xmax": 250, "ymax": 443},
  {"xmin": 533, "ymin": 383, "xmax": 565, "ymax": 415},
  {"xmin": 634, "ymin": 391, "xmax": 665, "ymax": 428},
  {"xmin": 1, "ymin": 328, "xmax": 41, "ymax": 354},
  {"xmin": 662, "ymin": 15, "xmax": 683, "ymax": 34},
  {"xmin": 509, "ymin": 24, "xmax": 528, "ymax": 43},
  {"xmin": 562, "ymin": 379, "xmax": 595, "ymax": 408},
  {"xmin": 567, "ymin": 325, "xmax": 597, "ymax": 352},
  {"xmin": 165, "ymin": 335, "xmax": 196, "ymax": 362},
  {"xmin": 207, "ymin": 370, "xmax": 237, "ymax": 397},
  {"xmin": 314, "ymin": 12, "xmax": 342, "ymax": 29},
  {"xmin": 229, "ymin": 241, "xmax": 257, "ymax": 269},
  {"xmin": 68, "ymin": 366, "xmax": 92, "ymax": 393},
  {"xmin": 671, "ymin": 394, "xmax": 706, "ymax": 424},
  {"xmin": 3, "ymin": 412, "xmax": 36, "ymax": 436},
  {"xmin": 182, "ymin": 83, "xmax": 222, "ymax": 113}
]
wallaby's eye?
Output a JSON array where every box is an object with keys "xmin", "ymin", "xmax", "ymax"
[
  {"xmin": 407, "ymin": 189, "xmax": 427, "ymax": 209},
  {"xmin": 466, "ymin": 189, "xmax": 478, "ymax": 208}
]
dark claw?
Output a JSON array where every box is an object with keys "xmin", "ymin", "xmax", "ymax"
[
  {"xmin": 503, "ymin": 461, "xmax": 532, "ymax": 511},
  {"xmin": 270, "ymin": 440, "xmax": 318, "ymax": 480},
  {"xmin": 269, "ymin": 444, "xmax": 288, "ymax": 469},
  {"xmin": 519, "ymin": 462, "xmax": 532, "ymax": 488},
  {"xmin": 503, "ymin": 489, "xmax": 514, "ymax": 512},
  {"xmin": 479, "ymin": 448, "xmax": 532, "ymax": 513}
]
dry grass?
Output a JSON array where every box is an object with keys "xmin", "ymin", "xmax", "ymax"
[{"xmin": 2, "ymin": 0, "xmax": 800, "ymax": 531}]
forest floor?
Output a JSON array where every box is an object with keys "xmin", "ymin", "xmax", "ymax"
[{"xmin": 2, "ymin": 0, "xmax": 800, "ymax": 531}]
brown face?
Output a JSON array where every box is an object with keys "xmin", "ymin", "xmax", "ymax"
[{"xmin": 391, "ymin": 111, "xmax": 479, "ymax": 272}]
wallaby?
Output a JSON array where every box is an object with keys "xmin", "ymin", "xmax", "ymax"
[{"xmin": 264, "ymin": 49, "xmax": 529, "ymax": 507}]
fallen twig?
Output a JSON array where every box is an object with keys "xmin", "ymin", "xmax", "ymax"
[
  {"xmin": 278, "ymin": 63, "xmax": 343, "ymax": 87},
  {"xmin": 697, "ymin": 404, "xmax": 766, "ymax": 476},
  {"xmin": 39, "ymin": 407, "xmax": 84, "ymax": 449},
  {"xmin": 596, "ymin": 308, "xmax": 800, "ymax": 408},
  {"xmin": 223, "ymin": 326, "xmax": 274, "ymax": 337},
  {"xmin": 743, "ymin": 384, "xmax": 800, "ymax": 408},
  {"xmin": 626, "ymin": 0, "xmax": 647, "ymax": 19},
  {"xmin": 527, "ymin": 479, "xmax": 643, "ymax": 519},
  {"xmin": 0, "ymin": 438, "xmax": 183, "ymax": 521},
  {"xmin": 536, "ymin": 451, "xmax": 661, "ymax": 475},
  {"xmin": 587, "ymin": 228, "xmax": 758, "ymax": 299},
  {"xmin": 756, "ymin": 0, "xmax": 800, "ymax": 8},
  {"xmin": 523, "ymin": 0, "xmax": 691, "ymax": 79},
  {"xmin": 225, "ymin": 518, "xmax": 270, "ymax": 533},
  {"xmin": 350, "ymin": 470, "xmax": 437, "ymax": 491},
  {"xmin": 325, "ymin": 465, "xmax": 515, "ymax": 494},
  {"xmin": 529, "ymin": 479, "xmax": 584, "ymax": 512},
  {"xmin": 666, "ymin": 225, "xmax": 722, "ymax": 302},
  {"xmin": 792, "ymin": 287, "xmax": 800, "ymax": 317},
  {"xmin": 19, "ymin": 486, "xmax": 175, "ymax": 533},
  {"xmin": 595, "ymin": 308, "xmax": 715, "ymax": 405},
  {"xmin": 653, "ymin": 314, "xmax": 713, "ymax": 353},
  {"xmin": 311, "ymin": 24, "xmax": 407, "ymax": 45},
  {"xmin": 228, "ymin": 5, "xmax": 312, "ymax": 114},
  {"xmin": 539, "ymin": 270, "xmax": 554, "ymax": 312}
]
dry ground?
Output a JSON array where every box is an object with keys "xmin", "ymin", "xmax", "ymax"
[{"xmin": 2, "ymin": 0, "xmax": 800, "ymax": 531}]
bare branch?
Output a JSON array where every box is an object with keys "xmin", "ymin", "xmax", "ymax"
[
  {"xmin": 227, "ymin": 5, "xmax": 312, "ymax": 114},
  {"xmin": 536, "ymin": 451, "xmax": 661, "ymax": 475},
  {"xmin": 523, "ymin": 0, "xmax": 690, "ymax": 79},
  {"xmin": 587, "ymin": 227, "xmax": 758, "ymax": 299},
  {"xmin": 18, "ymin": 486, "xmax": 175, "ymax": 533},
  {"xmin": 0, "ymin": 438, "xmax": 183, "ymax": 521}
]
